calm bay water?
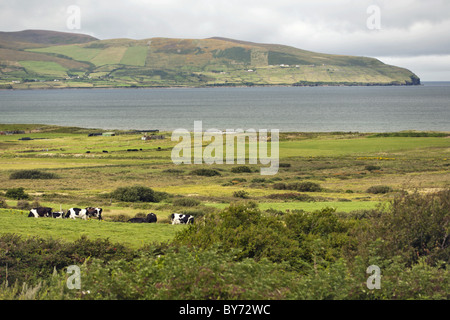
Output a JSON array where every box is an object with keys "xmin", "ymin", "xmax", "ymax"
[{"xmin": 0, "ymin": 82, "xmax": 449, "ymax": 132}]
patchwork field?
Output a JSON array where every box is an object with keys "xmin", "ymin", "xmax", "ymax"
[
  {"xmin": 0, "ymin": 31, "xmax": 420, "ymax": 89},
  {"xmin": 18, "ymin": 61, "xmax": 68, "ymax": 77}
]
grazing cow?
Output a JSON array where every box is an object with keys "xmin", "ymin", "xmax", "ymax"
[
  {"xmin": 146, "ymin": 213, "xmax": 157, "ymax": 223},
  {"xmin": 86, "ymin": 207, "xmax": 103, "ymax": 220},
  {"xmin": 51, "ymin": 211, "xmax": 64, "ymax": 219},
  {"xmin": 171, "ymin": 213, "xmax": 194, "ymax": 225},
  {"xmin": 128, "ymin": 213, "xmax": 157, "ymax": 223},
  {"xmin": 28, "ymin": 207, "xmax": 52, "ymax": 218},
  {"xmin": 65, "ymin": 208, "xmax": 88, "ymax": 220}
]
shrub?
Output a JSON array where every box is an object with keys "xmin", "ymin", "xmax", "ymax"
[
  {"xmin": 154, "ymin": 191, "xmax": 170, "ymax": 202},
  {"xmin": 273, "ymin": 182, "xmax": 287, "ymax": 190},
  {"xmin": 174, "ymin": 202, "xmax": 302, "ymax": 265},
  {"xmin": 15, "ymin": 200, "xmax": 31, "ymax": 210},
  {"xmin": 9, "ymin": 170, "xmax": 59, "ymax": 180},
  {"xmin": 111, "ymin": 185, "xmax": 159, "ymax": 203},
  {"xmin": 291, "ymin": 182, "xmax": 322, "ymax": 192},
  {"xmin": 191, "ymin": 168, "xmax": 221, "ymax": 177},
  {"xmin": 233, "ymin": 190, "xmax": 249, "ymax": 199},
  {"xmin": 231, "ymin": 166, "xmax": 252, "ymax": 173},
  {"xmin": 366, "ymin": 185, "xmax": 392, "ymax": 194},
  {"xmin": 0, "ymin": 198, "xmax": 8, "ymax": 208},
  {"xmin": 365, "ymin": 165, "xmax": 381, "ymax": 172},
  {"xmin": 273, "ymin": 182, "xmax": 322, "ymax": 192},
  {"xmin": 172, "ymin": 197, "xmax": 201, "ymax": 207},
  {"xmin": 353, "ymin": 189, "xmax": 450, "ymax": 266},
  {"xmin": 65, "ymin": 247, "xmax": 292, "ymax": 300},
  {"xmin": 230, "ymin": 178, "xmax": 247, "ymax": 184},
  {"xmin": 0, "ymin": 234, "xmax": 136, "ymax": 286},
  {"xmin": 279, "ymin": 163, "xmax": 291, "ymax": 168},
  {"xmin": 5, "ymin": 188, "xmax": 29, "ymax": 200}
]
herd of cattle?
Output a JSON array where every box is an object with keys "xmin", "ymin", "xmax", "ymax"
[{"xmin": 27, "ymin": 207, "xmax": 195, "ymax": 225}]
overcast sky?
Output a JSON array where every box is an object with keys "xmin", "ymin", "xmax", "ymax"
[{"xmin": 1, "ymin": 0, "xmax": 449, "ymax": 80}]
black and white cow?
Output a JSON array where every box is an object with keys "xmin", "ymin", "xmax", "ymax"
[
  {"xmin": 51, "ymin": 211, "xmax": 64, "ymax": 219},
  {"xmin": 171, "ymin": 213, "xmax": 194, "ymax": 225},
  {"xmin": 65, "ymin": 208, "xmax": 88, "ymax": 220},
  {"xmin": 128, "ymin": 213, "xmax": 157, "ymax": 223},
  {"xmin": 28, "ymin": 207, "xmax": 52, "ymax": 218},
  {"xmin": 86, "ymin": 207, "xmax": 103, "ymax": 220}
]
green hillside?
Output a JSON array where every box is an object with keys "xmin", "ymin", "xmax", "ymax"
[{"xmin": 0, "ymin": 30, "xmax": 420, "ymax": 89}]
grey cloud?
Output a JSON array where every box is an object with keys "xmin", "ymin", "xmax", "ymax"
[{"xmin": 0, "ymin": 0, "xmax": 449, "ymax": 80}]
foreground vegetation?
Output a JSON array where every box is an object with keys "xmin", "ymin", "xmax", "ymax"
[
  {"xmin": 0, "ymin": 190, "xmax": 448, "ymax": 300},
  {"xmin": 0, "ymin": 124, "xmax": 449, "ymax": 299}
]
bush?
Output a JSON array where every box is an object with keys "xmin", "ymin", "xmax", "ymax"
[
  {"xmin": 365, "ymin": 165, "xmax": 381, "ymax": 172},
  {"xmin": 273, "ymin": 182, "xmax": 322, "ymax": 192},
  {"xmin": 175, "ymin": 202, "xmax": 302, "ymax": 265},
  {"xmin": 15, "ymin": 200, "xmax": 31, "ymax": 210},
  {"xmin": 230, "ymin": 178, "xmax": 247, "ymax": 184},
  {"xmin": 0, "ymin": 234, "xmax": 136, "ymax": 286},
  {"xmin": 231, "ymin": 166, "xmax": 252, "ymax": 173},
  {"xmin": 353, "ymin": 189, "xmax": 450, "ymax": 266},
  {"xmin": 3, "ymin": 246, "xmax": 448, "ymax": 300},
  {"xmin": 111, "ymin": 185, "xmax": 160, "ymax": 203},
  {"xmin": 284, "ymin": 208, "xmax": 353, "ymax": 266},
  {"xmin": 5, "ymin": 188, "xmax": 29, "ymax": 200},
  {"xmin": 273, "ymin": 182, "xmax": 287, "ymax": 190},
  {"xmin": 9, "ymin": 170, "xmax": 59, "ymax": 180},
  {"xmin": 191, "ymin": 168, "xmax": 221, "ymax": 177},
  {"xmin": 292, "ymin": 182, "xmax": 322, "ymax": 192},
  {"xmin": 279, "ymin": 163, "xmax": 291, "ymax": 168},
  {"xmin": 65, "ymin": 247, "xmax": 292, "ymax": 300},
  {"xmin": 175, "ymin": 201, "xmax": 356, "ymax": 272},
  {"xmin": 366, "ymin": 185, "xmax": 392, "ymax": 194},
  {"xmin": 0, "ymin": 198, "xmax": 8, "ymax": 208},
  {"xmin": 233, "ymin": 190, "xmax": 249, "ymax": 199},
  {"xmin": 172, "ymin": 197, "xmax": 201, "ymax": 207}
]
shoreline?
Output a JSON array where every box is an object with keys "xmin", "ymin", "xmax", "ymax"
[
  {"xmin": 1, "ymin": 123, "xmax": 449, "ymax": 135},
  {"xmin": 0, "ymin": 82, "xmax": 425, "ymax": 91}
]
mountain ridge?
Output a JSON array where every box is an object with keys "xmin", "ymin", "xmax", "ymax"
[{"xmin": 0, "ymin": 29, "xmax": 420, "ymax": 89}]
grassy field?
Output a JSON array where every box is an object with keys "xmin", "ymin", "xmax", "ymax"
[
  {"xmin": 29, "ymin": 45, "xmax": 102, "ymax": 63},
  {"xmin": 0, "ymin": 124, "xmax": 449, "ymax": 247},
  {"xmin": 0, "ymin": 209, "xmax": 182, "ymax": 248},
  {"xmin": 120, "ymin": 46, "xmax": 148, "ymax": 66},
  {"xmin": 18, "ymin": 61, "xmax": 68, "ymax": 77}
]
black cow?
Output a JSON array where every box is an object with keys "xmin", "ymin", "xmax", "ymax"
[
  {"xmin": 171, "ymin": 213, "xmax": 194, "ymax": 225},
  {"xmin": 128, "ymin": 213, "xmax": 157, "ymax": 223},
  {"xmin": 28, "ymin": 207, "xmax": 52, "ymax": 218}
]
